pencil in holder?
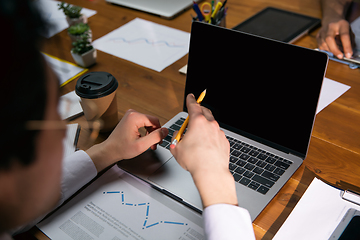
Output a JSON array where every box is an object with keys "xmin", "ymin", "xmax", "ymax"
[
  {"xmin": 212, "ymin": 7, "xmax": 226, "ymax": 27},
  {"xmin": 191, "ymin": 1, "xmax": 227, "ymax": 28}
]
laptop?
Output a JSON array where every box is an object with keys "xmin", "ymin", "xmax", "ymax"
[
  {"xmin": 106, "ymin": 0, "xmax": 201, "ymax": 19},
  {"xmin": 118, "ymin": 21, "xmax": 328, "ymax": 221}
]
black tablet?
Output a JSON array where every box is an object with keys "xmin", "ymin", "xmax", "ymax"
[
  {"xmin": 232, "ymin": 7, "xmax": 321, "ymax": 43},
  {"xmin": 329, "ymin": 208, "xmax": 360, "ymax": 240}
]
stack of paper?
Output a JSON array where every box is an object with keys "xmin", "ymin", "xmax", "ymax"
[{"xmin": 273, "ymin": 178, "xmax": 360, "ymax": 239}]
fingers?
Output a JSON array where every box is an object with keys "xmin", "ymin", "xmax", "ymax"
[
  {"xmin": 339, "ymin": 33, "xmax": 353, "ymax": 59},
  {"xmin": 317, "ymin": 20, "xmax": 353, "ymax": 59},
  {"xmin": 141, "ymin": 127, "xmax": 169, "ymax": 151},
  {"xmin": 123, "ymin": 109, "xmax": 168, "ymax": 150},
  {"xmin": 186, "ymin": 94, "xmax": 203, "ymax": 118},
  {"xmin": 201, "ymin": 106, "xmax": 215, "ymax": 121},
  {"xmin": 169, "ymin": 130, "xmax": 179, "ymax": 151},
  {"xmin": 326, "ymin": 29, "xmax": 344, "ymax": 58},
  {"xmin": 125, "ymin": 109, "xmax": 161, "ymax": 130},
  {"xmin": 339, "ymin": 20, "xmax": 353, "ymax": 58},
  {"xmin": 170, "ymin": 94, "xmax": 217, "ymax": 149},
  {"xmin": 186, "ymin": 94, "xmax": 216, "ymax": 122},
  {"xmin": 317, "ymin": 29, "xmax": 330, "ymax": 52},
  {"xmin": 170, "ymin": 94, "xmax": 230, "ymax": 180}
]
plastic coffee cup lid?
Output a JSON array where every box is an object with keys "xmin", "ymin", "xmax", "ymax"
[{"xmin": 75, "ymin": 72, "xmax": 118, "ymax": 99}]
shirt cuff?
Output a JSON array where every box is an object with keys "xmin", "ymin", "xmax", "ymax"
[
  {"xmin": 60, "ymin": 150, "xmax": 97, "ymax": 204},
  {"xmin": 203, "ymin": 204, "xmax": 255, "ymax": 240}
]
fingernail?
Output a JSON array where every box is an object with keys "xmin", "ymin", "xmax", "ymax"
[
  {"xmin": 346, "ymin": 53, "xmax": 352, "ymax": 58},
  {"xmin": 337, "ymin": 54, "xmax": 343, "ymax": 59},
  {"xmin": 161, "ymin": 128, "xmax": 168, "ymax": 137}
]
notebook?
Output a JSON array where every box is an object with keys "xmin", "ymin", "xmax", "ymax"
[
  {"xmin": 105, "ymin": 0, "xmax": 201, "ymax": 19},
  {"xmin": 118, "ymin": 21, "xmax": 328, "ymax": 221}
]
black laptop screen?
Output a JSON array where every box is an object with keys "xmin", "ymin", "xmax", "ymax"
[{"xmin": 184, "ymin": 22, "xmax": 328, "ymax": 158}]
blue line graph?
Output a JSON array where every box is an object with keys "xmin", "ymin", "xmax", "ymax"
[
  {"xmin": 164, "ymin": 221, "xmax": 185, "ymax": 225},
  {"xmin": 103, "ymin": 191, "xmax": 188, "ymax": 229},
  {"xmin": 146, "ymin": 222, "xmax": 159, "ymax": 228},
  {"xmin": 108, "ymin": 37, "xmax": 187, "ymax": 48}
]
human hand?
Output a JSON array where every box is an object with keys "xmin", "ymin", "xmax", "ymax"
[
  {"xmin": 87, "ymin": 109, "xmax": 168, "ymax": 172},
  {"xmin": 317, "ymin": 18, "xmax": 354, "ymax": 59},
  {"xmin": 170, "ymin": 94, "xmax": 237, "ymax": 208}
]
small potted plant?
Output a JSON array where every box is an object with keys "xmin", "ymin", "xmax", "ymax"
[
  {"xmin": 68, "ymin": 23, "xmax": 92, "ymax": 42},
  {"xmin": 71, "ymin": 34, "xmax": 97, "ymax": 68},
  {"xmin": 58, "ymin": 2, "xmax": 87, "ymax": 26}
]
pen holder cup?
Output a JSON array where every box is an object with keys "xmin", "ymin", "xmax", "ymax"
[
  {"xmin": 193, "ymin": 13, "xmax": 226, "ymax": 28},
  {"xmin": 213, "ymin": 14, "xmax": 226, "ymax": 27}
]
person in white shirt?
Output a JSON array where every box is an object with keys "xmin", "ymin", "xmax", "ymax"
[{"xmin": 0, "ymin": 0, "xmax": 255, "ymax": 239}]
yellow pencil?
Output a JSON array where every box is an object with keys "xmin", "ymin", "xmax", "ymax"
[{"xmin": 171, "ymin": 89, "xmax": 207, "ymax": 147}]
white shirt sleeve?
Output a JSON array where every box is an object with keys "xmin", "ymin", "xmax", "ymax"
[
  {"xmin": 11, "ymin": 150, "xmax": 97, "ymax": 235},
  {"xmin": 203, "ymin": 204, "xmax": 255, "ymax": 240},
  {"xmin": 58, "ymin": 150, "xmax": 98, "ymax": 205}
]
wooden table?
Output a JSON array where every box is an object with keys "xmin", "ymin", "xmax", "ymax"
[{"xmin": 36, "ymin": 0, "xmax": 360, "ymax": 239}]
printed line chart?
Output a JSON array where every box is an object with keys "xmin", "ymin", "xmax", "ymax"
[
  {"xmin": 106, "ymin": 37, "xmax": 187, "ymax": 48},
  {"xmin": 38, "ymin": 166, "xmax": 205, "ymax": 240},
  {"xmin": 103, "ymin": 191, "xmax": 188, "ymax": 230},
  {"xmin": 92, "ymin": 18, "xmax": 190, "ymax": 72}
]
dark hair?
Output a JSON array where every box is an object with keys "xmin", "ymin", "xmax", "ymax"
[{"xmin": 0, "ymin": 0, "xmax": 48, "ymax": 169}]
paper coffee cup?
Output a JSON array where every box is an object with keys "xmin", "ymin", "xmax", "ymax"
[{"xmin": 75, "ymin": 72, "xmax": 119, "ymax": 132}]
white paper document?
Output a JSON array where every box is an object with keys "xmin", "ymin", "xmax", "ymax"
[
  {"xmin": 35, "ymin": 0, "xmax": 97, "ymax": 38},
  {"xmin": 37, "ymin": 166, "xmax": 205, "ymax": 240},
  {"xmin": 63, "ymin": 124, "xmax": 79, "ymax": 158},
  {"xmin": 316, "ymin": 77, "xmax": 351, "ymax": 114},
  {"xmin": 93, "ymin": 18, "xmax": 191, "ymax": 72},
  {"xmin": 176, "ymin": 67, "xmax": 351, "ymax": 115},
  {"xmin": 59, "ymin": 91, "xmax": 83, "ymax": 120},
  {"xmin": 273, "ymin": 178, "xmax": 360, "ymax": 240},
  {"xmin": 42, "ymin": 53, "xmax": 88, "ymax": 87}
]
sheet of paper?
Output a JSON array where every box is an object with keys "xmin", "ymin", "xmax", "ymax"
[
  {"xmin": 42, "ymin": 53, "xmax": 88, "ymax": 87},
  {"xmin": 273, "ymin": 178, "xmax": 360, "ymax": 240},
  {"xmin": 93, "ymin": 18, "xmax": 190, "ymax": 72},
  {"xmin": 35, "ymin": 0, "xmax": 97, "ymax": 38},
  {"xmin": 179, "ymin": 64, "xmax": 188, "ymax": 74},
  {"xmin": 178, "ymin": 66, "xmax": 350, "ymax": 115},
  {"xmin": 316, "ymin": 77, "xmax": 351, "ymax": 114},
  {"xmin": 37, "ymin": 165, "xmax": 205, "ymax": 240},
  {"xmin": 63, "ymin": 124, "xmax": 79, "ymax": 158},
  {"xmin": 58, "ymin": 91, "xmax": 83, "ymax": 120}
]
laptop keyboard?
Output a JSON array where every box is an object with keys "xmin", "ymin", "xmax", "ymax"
[
  {"xmin": 159, "ymin": 117, "xmax": 293, "ymax": 195},
  {"xmin": 227, "ymin": 136, "xmax": 293, "ymax": 195},
  {"xmin": 158, "ymin": 117, "xmax": 187, "ymax": 149}
]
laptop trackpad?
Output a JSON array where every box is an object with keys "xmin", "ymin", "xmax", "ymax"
[{"xmin": 148, "ymin": 157, "xmax": 203, "ymax": 210}]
